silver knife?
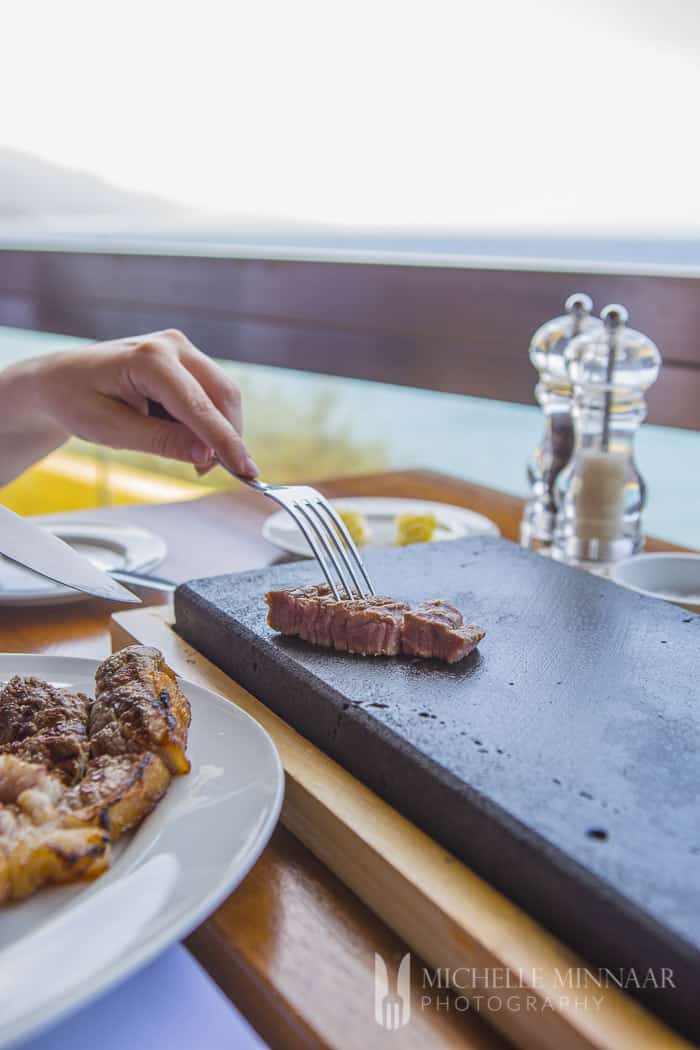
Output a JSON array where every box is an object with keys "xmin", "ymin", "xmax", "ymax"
[
  {"xmin": 0, "ymin": 505, "xmax": 141, "ymax": 603},
  {"xmin": 109, "ymin": 568, "xmax": 176, "ymax": 593}
]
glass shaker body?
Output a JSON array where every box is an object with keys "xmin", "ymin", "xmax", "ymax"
[
  {"xmin": 521, "ymin": 295, "xmax": 602, "ymax": 550},
  {"xmin": 553, "ymin": 310, "xmax": 661, "ymax": 569}
]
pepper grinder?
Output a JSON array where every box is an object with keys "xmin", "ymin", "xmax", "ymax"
[
  {"xmin": 520, "ymin": 294, "xmax": 602, "ymax": 551},
  {"xmin": 552, "ymin": 304, "xmax": 661, "ymax": 570}
]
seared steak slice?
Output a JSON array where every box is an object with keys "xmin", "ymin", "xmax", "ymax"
[
  {"xmin": 0, "ymin": 676, "xmax": 90, "ymax": 784},
  {"xmin": 91, "ymin": 646, "xmax": 191, "ymax": 774},
  {"xmin": 266, "ymin": 585, "xmax": 408, "ymax": 656},
  {"xmin": 401, "ymin": 600, "xmax": 485, "ymax": 663},
  {"xmin": 333, "ymin": 599, "xmax": 407, "ymax": 656},
  {"xmin": 267, "ymin": 587, "xmax": 485, "ymax": 663}
]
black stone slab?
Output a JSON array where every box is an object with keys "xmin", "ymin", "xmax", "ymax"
[{"xmin": 175, "ymin": 536, "xmax": 700, "ymax": 1039}]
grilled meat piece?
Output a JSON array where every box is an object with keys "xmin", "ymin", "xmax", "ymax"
[
  {"xmin": 91, "ymin": 646, "xmax": 191, "ymax": 774},
  {"xmin": 0, "ymin": 754, "xmax": 64, "ymax": 811},
  {"xmin": 401, "ymin": 600, "xmax": 485, "ymax": 663},
  {"xmin": 0, "ymin": 646, "xmax": 192, "ymax": 906},
  {"xmin": 266, "ymin": 584, "xmax": 408, "ymax": 656},
  {"xmin": 267, "ymin": 585, "xmax": 485, "ymax": 663},
  {"xmin": 66, "ymin": 752, "xmax": 171, "ymax": 840},
  {"xmin": 0, "ymin": 676, "xmax": 90, "ymax": 785},
  {"xmin": 0, "ymin": 756, "xmax": 109, "ymax": 903}
]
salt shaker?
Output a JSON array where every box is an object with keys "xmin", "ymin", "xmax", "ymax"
[
  {"xmin": 520, "ymin": 294, "xmax": 602, "ymax": 550},
  {"xmin": 552, "ymin": 305, "xmax": 661, "ymax": 570}
]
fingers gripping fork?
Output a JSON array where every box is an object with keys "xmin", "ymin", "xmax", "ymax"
[{"xmin": 142, "ymin": 412, "xmax": 371, "ymax": 595}]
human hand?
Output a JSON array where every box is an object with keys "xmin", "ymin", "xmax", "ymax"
[{"xmin": 27, "ymin": 329, "xmax": 258, "ymax": 477}]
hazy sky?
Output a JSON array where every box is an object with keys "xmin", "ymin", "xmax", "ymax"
[{"xmin": 3, "ymin": 0, "xmax": 699, "ymax": 229}]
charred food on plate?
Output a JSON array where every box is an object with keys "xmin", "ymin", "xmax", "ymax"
[{"xmin": 0, "ymin": 646, "xmax": 191, "ymax": 904}]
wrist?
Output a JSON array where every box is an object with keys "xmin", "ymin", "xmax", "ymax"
[{"xmin": 2, "ymin": 356, "xmax": 70, "ymax": 444}]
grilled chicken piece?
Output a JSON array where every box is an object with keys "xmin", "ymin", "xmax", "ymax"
[
  {"xmin": 0, "ymin": 754, "xmax": 63, "ymax": 812},
  {"xmin": 66, "ymin": 752, "xmax": 171, "ymax": 840},
  {"xmin": 91, "ymin": 646, "xmax": 191, "ymax": 774},
  {"xmin": 0, "ymin": 677, "xmax": 90, "ymax": 784},
  {"xmin": 0, "ymin": 646, "xmax": 191, "ymax": 906},
  {"xmin": 0, "ymin": 756, "xmax": 109, "ymax": 903}
]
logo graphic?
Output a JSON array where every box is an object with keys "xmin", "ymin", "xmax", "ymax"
[{"xmin": 374, "ymin": 952, "xmax": 411, "ymax": 1029}]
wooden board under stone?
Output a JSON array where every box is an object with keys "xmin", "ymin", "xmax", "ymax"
[{"xmin": 175, "ymin": 535, "xmax": 700, "ymax": 1040}]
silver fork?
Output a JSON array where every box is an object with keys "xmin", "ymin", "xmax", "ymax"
[
  {"xmin": 241, "ymin": 478, "xmax": 375, "ymax": 600},
  {"xmin": 145, "ymin": 402, "xmax": 374, "ymax": 599}
]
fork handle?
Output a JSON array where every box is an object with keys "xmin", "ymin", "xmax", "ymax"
[
  {"xmin": 212, "ymin": 460, "xmax": 269, "ymax": 492},
  {"xmin": 235, "ymin": 475, "xmax": 268, "ymax": 491}
]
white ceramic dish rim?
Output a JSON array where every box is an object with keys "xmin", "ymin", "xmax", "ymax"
[
  {"xmin": 611, "ymin": 552, "xmax": 700, "ymax": 605},
  {"xmin": 262, "ymin": 496, "xmax": 500, "ymax": 557},
  {"xmin": 0, "ymin": 521, "xmax": 168, "ymax": 607},
  {"xmin": 0, "ymin": 654, "xmax": 284, "ymax": 1050}
]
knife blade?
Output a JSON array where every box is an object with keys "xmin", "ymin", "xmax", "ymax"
[{"xmin": 0, "ymin": 505, "xmax": 141, "ymax": 603}]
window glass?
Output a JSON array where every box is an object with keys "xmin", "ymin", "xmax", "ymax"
[
  {"xmin": 1, "ymin": 326, "xmax": 698, "ymax": 548},
  {"xmin": 2, "ymin": 1, "xmax": 698, "ymax": 266}
]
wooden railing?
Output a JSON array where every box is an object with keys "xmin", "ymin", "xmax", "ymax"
[{"xmin": 0, "ymin": 247, "xmax": 698, "ymax": 429}]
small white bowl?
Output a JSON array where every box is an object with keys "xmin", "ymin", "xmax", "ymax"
[{"xmin": 611, "ymin": 553, "xmax": 700, "ymax": 614}]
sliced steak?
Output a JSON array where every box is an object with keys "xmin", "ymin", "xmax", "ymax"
[
  {"xmin": 332, "ymin": 598, "xmax": 408, "ymax": 656},
  {"xmin": 266, "ymin": 585, "xmax": 408, "ymax": 656},
  {"xmin": 401, "ymin": 600, "xmax": 486, "ymax": 663},
  {"xmin": 0, "ymin": 676, "xmax": 91, "ymax": 784},
  {"xmin": 266, "ymin": 586, "xmax": 485, "ymax": 663}
]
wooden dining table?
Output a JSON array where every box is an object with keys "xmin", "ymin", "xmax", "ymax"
[{"xmin": 0, "ymin": 469, "xmax": 685, "ymax": 1050}]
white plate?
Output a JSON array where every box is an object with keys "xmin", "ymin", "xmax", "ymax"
[
  {"xmin": 0, "ymin": 520, "xmax": 167, "ymax": 607},
  {"xmin": 262, "ymin": 496, "xmax": 500, "ymax": 557},
  {"xmin": 0, "ymin": 653, "xmax": 284, "ymax": 1050},
  {"xmin": 611, "ymin": 552, "xmax": 700, "ymax": 613}
]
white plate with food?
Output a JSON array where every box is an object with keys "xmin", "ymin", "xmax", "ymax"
[
  {"xmin": 0, "ymin": 520, "xmax": 167, "ymax": 607},
  {"xmin": 0, "ymin": 649, "xmax": 283, "ymax": 1050},
  {"xmin": 262, "ymin": 496, "xmax": 500, "ymax": 558}
]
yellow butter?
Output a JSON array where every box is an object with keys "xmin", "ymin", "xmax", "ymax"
[
  {"xmin": 337, "ymin": 508, "xmax": 371, "ymax": 546},
  {"xmin": 396, "ymin": 512, "xmax": 438, "ymax": 546}
]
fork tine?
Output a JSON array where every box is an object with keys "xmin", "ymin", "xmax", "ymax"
[
  {"xmin": 278, "ymin": 499, "xmax": 341, "ymax": 599},
  {"xmin": 317, "ymin": 502, "xmax": 376, "ymax": 596},
  {"xmin": 250, "ymin": 476, "xmax": 376, "ymax": 599},
  {"xmin": 295, "ymin": 502, "xmax": 355, "ymax": 599},
  {"xmin": 305, "ymin": 501, "xmax": 367, "ymax": 598}
]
